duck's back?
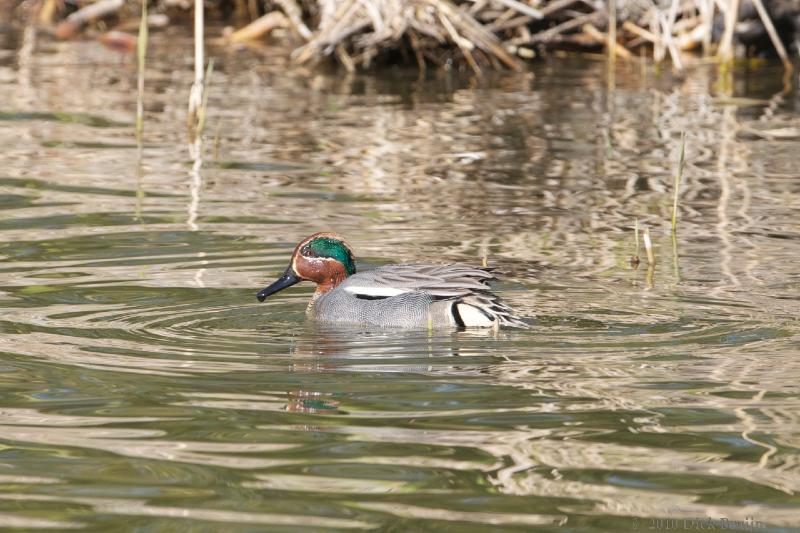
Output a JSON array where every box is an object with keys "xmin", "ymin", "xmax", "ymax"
[{"xmin": 312, "ymin": 264, "xmax": 525, "ymax": 328}]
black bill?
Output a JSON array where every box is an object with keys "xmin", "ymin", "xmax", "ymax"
[{"xmin": 256, "ymin": 267, "xmax": 301, "ymax": 302}]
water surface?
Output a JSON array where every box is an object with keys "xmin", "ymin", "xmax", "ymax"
[{"xmin": 0, "ymin": 26, "xmax": 799, "ymax": 531}]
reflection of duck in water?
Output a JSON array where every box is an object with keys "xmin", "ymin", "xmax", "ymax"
[
  {"xmin": 282, "ymin": 320, "xmax": 517, "ymax": 415},
  {"xmin": 257, "ymin": 233, "xmax": 526, "ymax": 329},
  {"xmin": 284, "ymin": 326, "xmax": 477, "ymax": 415},
  {"xmin": 285, "ymin": 390, "xmax": 341, "ymax": 415}
]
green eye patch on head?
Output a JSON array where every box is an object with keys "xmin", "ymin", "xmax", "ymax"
[{"xmin": 304, "ymin": 237, "xmax": 356, "ymax": 276}]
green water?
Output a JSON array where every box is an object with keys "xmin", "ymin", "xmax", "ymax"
[{"xmin": 0, "ymin": 27, "xmax": 799, "ymax": 531}]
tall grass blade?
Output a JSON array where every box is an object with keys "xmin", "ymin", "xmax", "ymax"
[
  {"xmin": 643, "ymin": 228, "xmax": 655, "ymax": 265},
  {"xmin": 196, "ymin": 59, "xmax": 214, "ymax": 141},
  {"xmin": 135, "ymin": 0, "xmax": 148, "ymax": 222},
  {"xmin": 671, "ymin": 132, "xmax": 685, "ymax": 233},
  {"xmin": 188, "ymin": 0, "xmax": 205, "ymax": 145},
  {"xmin": 135, "ymin": 0, "xmax": 147, "ymax": 148}
]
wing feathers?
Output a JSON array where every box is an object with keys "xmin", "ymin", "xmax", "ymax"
[
  {"xmin": 356, "ymin": 263, "xmax": 495, "ymax": 299},
  {"xmin": 341, "ymin": 263, "xmax": 526, "ymax": 328}
]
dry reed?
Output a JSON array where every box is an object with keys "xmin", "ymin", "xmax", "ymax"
[
  {"xmin": 260, "ymin": 0, "xmax": 796, "ymax": 71},
  {"xmin": 135, "ymin": 0, "xmax": 147, "ymax": 222},
  {"xmin": 187, "ymin": 0, "xmax": 205, "ymax": 148},
  {"xmin": 630, "ymin": 218, "xmax": 640, "ymax": 267},
  {"xmin": 135, "ymin": 0, "xmax": 147, "ymax": 149},
  {"xmin": 642, "ymin": 227, "xmax": 655, "ymax": 265},
  {"xmin": 29, "ymin": 0, "xmax": 799, "ymax": 72}
]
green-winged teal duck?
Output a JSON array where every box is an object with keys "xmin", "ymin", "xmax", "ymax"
[{"xmin": 256, "ymin": 233, "xmax": 525, "ymax": 329}]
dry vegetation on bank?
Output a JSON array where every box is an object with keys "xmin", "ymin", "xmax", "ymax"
[{"xmin": 5, "ymin": 0, "xmax": 800, "ymax": 72}]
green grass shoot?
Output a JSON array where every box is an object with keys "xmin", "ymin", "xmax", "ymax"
[{"xmin": 671, "ymin": 132, "xmax": 686, "ymax": 233}]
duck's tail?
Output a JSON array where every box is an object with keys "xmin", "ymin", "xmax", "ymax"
[{"xmin": 451, "ymin": 293, "xmax": 528, "ymax": 328}]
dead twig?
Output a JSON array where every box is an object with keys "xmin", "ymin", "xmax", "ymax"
[
  {"xmin": 276, "ymin": 0, "xmax": 313, "ymax": 40},
  {"xmin": 230, "ymin": 12, "xmax": 289, "ymax": 43},
  {"xmin": 530, "ymin": 12, "xmax": 599, "ymax": 43},
  {"xmin": 583, "ymin": 23, "xmax": 632, "ymax": 59},
  {"xmin": 438, "ymin": 11, "xmax": 482, "ymax": 73},
  {"xmin": 749, "ymin": 0, "xmax": 793, "ymax": 71},
  {"xmin": 55, "ymin": 0, "xmax": 125, "ymax": 39}
]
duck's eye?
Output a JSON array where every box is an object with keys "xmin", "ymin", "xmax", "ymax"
[{"xmin": 301, "ymin": 245, "xmax": 318, "ymax": 258}]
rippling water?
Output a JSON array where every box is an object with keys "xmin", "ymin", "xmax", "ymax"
[{"xmin": 0, "ymin": 24, "xmax": 799, "ymax": 531}]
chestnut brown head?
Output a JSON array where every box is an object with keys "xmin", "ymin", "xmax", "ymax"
[{"xmin": 256, "ymin": 233, "xmax": 356, "ymax": 302}]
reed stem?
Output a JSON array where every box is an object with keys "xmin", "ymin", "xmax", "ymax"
[
  {"xmin": 718, "ymin": 0, "xmax": 740, "ymax": 64},
  {"xmin": 671, "ymin": 231, "xmax": 680, "ymax": 282},
  {"xmin": 671, "ymin": 132, "xmax": 686, "ymax": 233},
  {"xmin": 629, "ymin": 218, "xmax": 640, "ymax": 267},
  {"xmin": 135, "ymin": 0, "xmax": 147, "ymax": 148},
  {"xmin": 643, "ymin": 228, "xmax": 655, "ymax": 265},
  {"xmin": 188, "ymin": 0, "xmax": 205, "ymax": 145},
  {"xmin": 607, "ymin": 0, "xmax": 616, "ymax": 64},
  {"xmin": 197, "ymin": 60, "xmax": 214, "ymax": 144},
  {"xmin": 135, "ymin": 0, "xmax": 148, "ymax": 223},
  {"xmin": 750, "ymin": 0, "xmax": 793, "ymax": 71}
]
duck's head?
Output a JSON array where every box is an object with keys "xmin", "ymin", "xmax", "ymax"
[{"xmin": 256, "ymin": 232, "xmax": 356, "ymax": 302}]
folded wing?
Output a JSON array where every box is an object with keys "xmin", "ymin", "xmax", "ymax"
[{"xmin": 341, "ymin": 263, "xmax": 526, "ymax": 328}]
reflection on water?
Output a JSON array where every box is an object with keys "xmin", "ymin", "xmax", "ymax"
[{"xmin": 0, "ymin": 25, "xmax": 799, "ymax": 531}]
